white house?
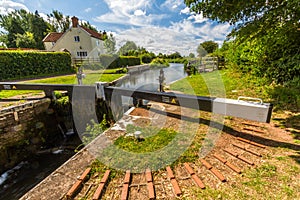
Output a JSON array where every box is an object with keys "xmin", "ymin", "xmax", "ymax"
[{"xmin": 43, "ymin": 16, "xmax": 106, "ymax": 62}]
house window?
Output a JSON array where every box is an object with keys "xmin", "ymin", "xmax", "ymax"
[
  {"xmin": 74, "ymin": 36, "xmax": 80, "ymax": 42},
  {"xmin": 77, "ymin": 51, "xmax": 88, "ymax": 57}
]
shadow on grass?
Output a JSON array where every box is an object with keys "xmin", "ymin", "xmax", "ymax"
[
  {"xmin": 289, "ymin": 154, "xmax": 300, "ymax": 165},
  {"xmin": 149, "ymin": 107, "xmax": 300, "ymax": 153},
  {"xmin": 268, "ymin": 83, "xmax": 300, "ymax": 113},
  {"xmin": 273, "ymin": 114, "xmax": 300, "ymax": 142}
]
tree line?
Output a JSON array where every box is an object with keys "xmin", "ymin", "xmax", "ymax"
[
  {"xmin": 0, "ymin": 9, "xmax": 189, "ymax": 60},
  {"xmin": 185, "ymin": 0, "xmax": 300, "ymax": 84},
  {"xmin": 0, "ymin": 9, "xmax": 108, "ymax": 49}
]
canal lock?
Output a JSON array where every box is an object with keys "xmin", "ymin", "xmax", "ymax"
[{"xmin": 0, "ymin": 94, "xmax": 113, "ymax": 199}]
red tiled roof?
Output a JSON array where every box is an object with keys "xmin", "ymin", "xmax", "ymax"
[
  {"xmin": 80, "ymin": 26, "xmax": 104, "ymax": 40},
  {"xmin": 43, "ymin": 33, "xmax": 64, "ymax": 42},
  {"xmin": 42, "ymin": 27, "xmax": 104, "ymax": 43}
]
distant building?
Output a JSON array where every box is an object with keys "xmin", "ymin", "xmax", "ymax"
[{"xmin": 43, "ymin": 16, "xmax": 106, "ymax": 63}]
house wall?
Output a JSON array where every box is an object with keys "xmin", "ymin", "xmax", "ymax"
[
  {"xmin": 52, "ymin": 27, "xmax": 91, "ymax": 58},
  {"xmin": 89, "ymin": 37, "xmax": 105, "ymax": 59},
  {"xmin": 44, "ymin": 42, "xmax": 54, "ymax": 51},
  {"xmin": 45, "ymin": 27, "xmax": 103, "ymax": 60}
]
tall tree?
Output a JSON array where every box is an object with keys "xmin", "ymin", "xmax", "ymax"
[
  {"xmin": 168, "ymin": 51, "xmax": 182, "ymax": 59},
  {"xmin": 185, "ymin": 0, "xmax": 300, "ymax": 83},
  {"xmin": 197, "ymin": 45, "xmax": 207, "ymax": 58},
  {"xmin": 0, "ymin": 9, "xmax": 51, "ymax": 49},
  {"xmin": 0, "ymin": 11, "xmax": 24, "ymax": 48},
  {"xmin": 189, "ymin": 53, "xmax": 195, "ymax": 58},
  {"xmin": 31, "ymin": 11, "xmax": 50, "ymax": 49},
  {"xmin": 15, "ymin": 32, "xmax": 35, "ymax": 48},
  {"xmin": 104, "ymin": 33, "xmax": 116, "ymax": 54},
  {"xmin": 47, "ymin": 10, "xmax": 70, "ymax": 32},
  {"xmin": 199, "ymin": 41, "xmax": 218, "ymax": 54},
  {"xmin": 118, "ymin": 41, "xmax": 138, "ymax": 56},
  {"xmin": 80, "ymin": 21, "xmax": 98, "ymax": 32},
  {"xmin": 185, "ymin": 0, "xmax": 299, "ymax": 40}
]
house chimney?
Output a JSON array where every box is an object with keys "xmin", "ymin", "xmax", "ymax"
[{"xmin": 71, "ymin": 16, "xmax": 79, "ymax": 28}]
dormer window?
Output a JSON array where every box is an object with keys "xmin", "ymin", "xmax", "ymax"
[{"xmin": 74, "ymin": 36, "xmax": 80, "ymax": 42}]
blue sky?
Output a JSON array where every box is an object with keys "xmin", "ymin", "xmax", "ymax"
[{"xmin": 0, "ymin": 0, "xmax": 231, "ymax": 55}]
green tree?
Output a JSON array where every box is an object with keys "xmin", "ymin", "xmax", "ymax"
[
  {"xmin": 81, "ymin": 21, "xmax": 98, "ymax": 32},
  {"xmin": 199, "ymin": 41, "xmax": 218, "ymax": 54},
  {"xmin": 185, "ymin": 0, "xmax": 300, "ymax": 83},
  {"xmin": 15, "ymin": 32, "xmax": 35, "ymax": 48},
  {"xmin": 197, "ymin": 45, "xmax": 207, "ymax": 58},
  {"xmin": 47, "ymin": 10, "xmax": 70, "ymax": 32},
  {"xmin": 0, "ymin": 9, "xmax": 51, "ymax": 49},
  {"xmin": 185, "ymin": 0, "xmax": 299, "ymax": 40},
  {"xmin": 0, "ymin": 11, "xmax": 24, "ymax": 48},
  {"xmin": 118, "ymin": 41, "xmax": 138, "ymax": 56},
  {"xmin": 168, "ymin": 51, "xmax": 182, "ymax": 59},
  {"xmin": 189, "ymin": 53, "xmax": 195, "ymax": 58},
  {"xmin": 31, "ymin": 11, "xmax": 50, "ymax": 49},
  {"xmin": 104, "ymin": 33, "xmax": 116, "ymax": 54}
]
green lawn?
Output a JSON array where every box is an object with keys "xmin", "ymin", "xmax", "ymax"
[
  {"xmin": 170, "ymin": 69, "xmax": 299, "ymax": 112},
  {"xmin": 170, "ymin": 69, "xmax": 270, "ymax": 100},
  {"xmin": 0, "ymin": 73, "xmax": 125, "ymax": 99}
]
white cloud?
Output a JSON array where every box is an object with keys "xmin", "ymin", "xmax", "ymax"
[
  {"xmin": 114, "ymin": 17, "xmax": 231, "ymax": 56},
  {"xmin": 85, "ymin": 8, "xmax": 92, "ymax": 13},
  {"xmin": 94, "ymin": 0, "xmax": 166, "ymax": 27},
  {"xmin": 180, "ymin": 7, "xmax": 190, "ymax": 15},
  {"xmin": 0, "ymin": 0, "xmax": 29, "ymax": 15},
  {"xmin": 161, "ymin": 0, "xmax": 183, "ymax": 11},
  {"xmin": 134, "ymin": 9, "xmax": 145, "ymax": 16},
  {"xmin": 188, "ymin": 12, "xmax": 208, "ymax": 23}
]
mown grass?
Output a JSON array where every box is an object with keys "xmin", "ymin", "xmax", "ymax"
[
  {"xmin": 189, "ymin": 156, "xmax": 300, "ymax": 200},
  {"xmin": 0, "ymin": 72, "xmax": 125, "ymax": 99},
  {"xmin": 170, "ymin": 69, "xmax": 270, "ymax": 100},
  {"xmin": 170, "ymin": 68, "xmax": 299, "ymax": 112},
  {"xmin": 114, "ymin": 125, "xmax": 177, "ymax": 153}
]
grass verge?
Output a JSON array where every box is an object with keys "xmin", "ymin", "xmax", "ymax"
[
  {"xmin": 170, "ymin": 68, "xmax": 299, "ymax": 112},
  {"xmin": 0, "ymin": 73, "xmax": 125, "ymax": 99}
]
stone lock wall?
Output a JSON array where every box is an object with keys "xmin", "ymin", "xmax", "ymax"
[{"xmin": 0, "ymin": 99, "xmax": 60, "ymax": 174}]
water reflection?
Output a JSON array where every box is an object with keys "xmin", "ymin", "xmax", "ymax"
[
  {"xmin": 115, "ymin": 63, "xmax": 186, "ymax": 108},
  {"xmin": 116, "ymin": 63, "xmax": 187, "ymax": 91}
]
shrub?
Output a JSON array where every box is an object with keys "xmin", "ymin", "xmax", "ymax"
[
  {"xmin": 140, "ymin": 54, "xmax": 153, "ymax": 64},
  {"xmin": 0, "ymin": 51, "xmax": 74, "ymax": 81},
  {"xmin": 108, "ymin": 56, "xmax": 141, "ymax": 68},
  {"xmin": 150, "ymin": 58, "xmax": 170, "ymax": 67}
]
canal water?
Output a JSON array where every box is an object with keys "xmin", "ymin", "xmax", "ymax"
[
  {"xmin": 116, "ymin": 63, "xmax": 187, "ymax": 91},
  {"xmin": 116, "ymin": 63, "xmax": 187, "ymax": 107},
  {"xmin": 0, "ymin": 63, "xmax": 186, "ymax": 200},
  {"xmin": 0, "ymin": 150, "xmax": 77, "ymax": 200}
]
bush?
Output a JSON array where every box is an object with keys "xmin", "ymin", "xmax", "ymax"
[
  {"xmin": 140, "ymin": 54, "xmax": 153, "ymax": 63},
  {"xmin": 150, "ymin": 58, "xmax": 170, "ymax": 67},
  {"xmin": 0, "ymin": 51, "xmax": 74, "ymax": 81},
  {"xmin": 99, "ymin": 54, "xmax": 118, "ymax": 68},
  {"xmin": 108, "ymin": 56, "xmax": 141, "ymax": 68}
]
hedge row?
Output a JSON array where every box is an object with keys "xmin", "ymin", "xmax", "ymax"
[
  {"xmin": 107, "ymin": 55, "xmax": 141, "ymax": 68},
  {"xmin": 83, "ymin": 55, "xmax": 141, "ymax": 70},
  {"xmin": 0, "ymin": 51, "xmax": 74, "ymax": 81}
]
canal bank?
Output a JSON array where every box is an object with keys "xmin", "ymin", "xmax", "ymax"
[{"xmin": 0, "ymin": 98, "xmax": 57, "ymax": 174}]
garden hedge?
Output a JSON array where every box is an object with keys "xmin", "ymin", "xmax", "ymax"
[
  {"xmin": 0, "ymin": 51, "xmax": 74, "ymax": 81},
  {"xmin": 99, "ymin": 55, "xmax": 141, "ymax": 69}
]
